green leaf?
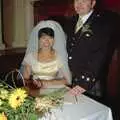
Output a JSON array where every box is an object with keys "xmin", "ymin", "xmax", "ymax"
[{"xmin": 28, "ymin": 113, "xmax": 38, "ymax": 120}]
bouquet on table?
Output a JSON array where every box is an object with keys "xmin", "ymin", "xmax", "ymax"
[
  {"xmin": 35, "ymin": 88, "xmax": 67, "ymax": 118},
  {"xmin": 0, "ymin": 70, "xmax": 67, "ymax": 120},
  {"xmin": 0, "ymin": 81, "xmax": 37, "ymax": 120}
]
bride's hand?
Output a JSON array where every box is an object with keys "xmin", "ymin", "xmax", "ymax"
[
  {"xmin": 40, "ymin": 80, "xmax": 48, "ymax": 88},
  {"xmin": 69, "ymin": 85, "xmax": 86, "ymax": 96},
  {"xmin": 33, "ymin": 80, "xmax": 42, "ymax": 88}
]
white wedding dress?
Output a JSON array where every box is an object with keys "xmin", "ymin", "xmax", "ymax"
[{"xmin": 23, "ymin": 52, "xmax": 64, "ymax": 81}]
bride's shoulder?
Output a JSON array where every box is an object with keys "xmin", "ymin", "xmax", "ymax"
[
  {"xmin": 54, "ymin": 51, "xmax": 59, "ymax": 59},
  {"xmin": 54, "ymin": 52, "xmax": 63, "ymax": 64},
  {"xmin": 25, "ymin": 52, "xmax": 37, "ymax": 59},
  {"xmin": 54, "ymin": 51, "xmax": 62, "ymax": 59}
]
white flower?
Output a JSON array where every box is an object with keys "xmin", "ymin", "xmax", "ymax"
[
  {"xmin": 81, "ymin": 24, "xmax": 93, "ymax": 35},
  {"xmin": 0, "ymin": 99, "xmax": 3, "ymax": 106},
  {"xmin": 0, "ymin": 89, "xmax": 9, "ymax": 100}
]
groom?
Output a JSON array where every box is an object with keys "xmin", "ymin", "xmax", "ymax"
[{"xmin": 66, "ymin": 0, "xmax": 120, "ymax": 98}]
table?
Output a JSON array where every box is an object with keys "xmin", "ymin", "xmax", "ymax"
[{"xmin": 39, "ymin": 92, "xmax": 113, "ymax": 120}]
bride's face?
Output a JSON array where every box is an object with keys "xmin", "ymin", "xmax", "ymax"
[{"xmin": 39, "ymin": 34, "xmax": 54, "ymax": 49}]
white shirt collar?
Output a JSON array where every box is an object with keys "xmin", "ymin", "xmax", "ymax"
[{"xmin": 79, "ymin": 10, "xmax": 93, "ymax": 24}]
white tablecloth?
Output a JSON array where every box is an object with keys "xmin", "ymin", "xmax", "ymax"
[{"xmin": 39, "ymin": 93, "xmax": 113, "ymax": 120}]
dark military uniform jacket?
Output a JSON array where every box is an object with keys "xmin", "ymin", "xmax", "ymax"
[{"xmin": 66, "ymin": 10, "xmax": 120, "ymax": 93}]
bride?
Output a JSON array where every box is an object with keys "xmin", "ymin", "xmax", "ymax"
[{"xmin": 22, "ymin": 20, "xmax": 72, "ymax": 96}]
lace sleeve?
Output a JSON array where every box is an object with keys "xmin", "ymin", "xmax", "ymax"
[
  {"xmin": 57, "ymin": 55, "xmax": 72, "ymax": 84},
  {"xmin": 23, "ymin": 53, "xmax": 33, "ymax": 66}
]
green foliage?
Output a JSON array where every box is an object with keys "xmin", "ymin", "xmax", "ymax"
[
  {"xmin": 0, "ymin": 81, "xmax": 38, "ymax": 120},
  {"xmin": 0, "ymin": 80, "xmax": 68, "ymax": 119},
  {"xmin": 35, "ymin": 87, "xmax": 68, "ymax": 118}
]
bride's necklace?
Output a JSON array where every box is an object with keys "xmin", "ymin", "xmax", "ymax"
[{"xmin": 38, "ymin": 50, "xmax": 56, "ymax": 62}]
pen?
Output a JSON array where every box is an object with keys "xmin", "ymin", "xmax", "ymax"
[{"xmin": 74, "ymin": 95, "xmax": 78, "ymax": 104}]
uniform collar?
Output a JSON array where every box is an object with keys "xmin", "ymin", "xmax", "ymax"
[{"xmin": 79, "ymin": 10, "xmax": 93, "ymax": 24}]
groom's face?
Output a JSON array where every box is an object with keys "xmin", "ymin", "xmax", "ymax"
[{"xmin": 74, "ymin": 0, "xmax": 96, "ymax": 16}]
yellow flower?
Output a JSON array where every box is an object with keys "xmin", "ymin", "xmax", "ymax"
[
  {"xmin": 0, "ymin": 112, "xmax": 7, "ymax": 120},
  {"xmin": 8, "ymin": 88, "xmax": 27, "ymax": 109}
]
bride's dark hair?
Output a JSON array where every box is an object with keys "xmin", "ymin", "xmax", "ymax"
[{"xmin": 38, "ymin": 27, "xmax": 54, "ymax": 39}]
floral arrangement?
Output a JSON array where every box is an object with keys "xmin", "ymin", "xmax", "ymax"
[
  {"xmin": 0, "ymin": 78, "xmax": 67, "ymax": 120},
  {"xmin": 0, "ymin": 81, "xmax": 37, "ymax": 120},
  {"xmin": 35, "ymin": 88, "xmax": 67, "ymax": 118},
  {"xmin": 81, "ymin": 24, "xmax": 93, "ymax": 37}
]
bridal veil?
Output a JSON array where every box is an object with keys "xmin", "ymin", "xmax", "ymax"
[{"xmin": 22, "ymin": 20, "xmax": 71, "ymax": 84}]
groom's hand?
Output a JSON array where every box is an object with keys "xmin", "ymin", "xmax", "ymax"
[{"xmin": 69, "ymin": 85, "xmax": 86, "ymax": 96}]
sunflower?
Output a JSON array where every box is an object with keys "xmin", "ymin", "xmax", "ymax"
[
  {"xmin": 0, "ymin": 112, "xmax": 7, "ymax": 120},
  {"xmin": 8, "ymin": 88, "xmax": 27, "ymax": 109}
]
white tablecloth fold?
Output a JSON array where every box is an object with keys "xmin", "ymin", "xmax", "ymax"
[{"xmin": 39, "ymin": 93, "xmax": 113, "ymax": 120}]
